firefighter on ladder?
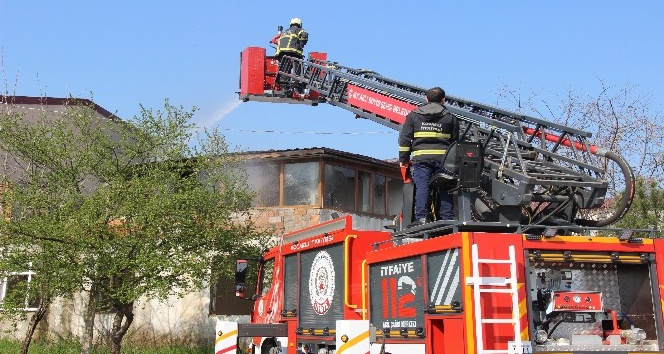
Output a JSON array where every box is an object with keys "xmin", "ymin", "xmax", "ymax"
[{"xmin": 271, "ymin": 18, "xmax": 309, "ymax": 92}]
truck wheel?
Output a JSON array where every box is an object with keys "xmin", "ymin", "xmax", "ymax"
[{"xmin": 260, "ymin": 338, "xmax": 277, "ymax": 354}]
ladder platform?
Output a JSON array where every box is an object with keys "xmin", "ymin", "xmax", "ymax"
[{"xmin": 240, "ymin": 93, "xmax": 321, "ymax": 106}]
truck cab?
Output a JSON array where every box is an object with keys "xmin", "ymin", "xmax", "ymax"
[{"xmin": 234, "ymin": 216, "xmax": 391, "ymax": 354}]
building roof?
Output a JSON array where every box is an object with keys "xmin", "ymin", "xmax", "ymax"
[
  {"xmin": 0, "ymin": 95, "xmax": 119, "ymax": 121},
  {"xmin": 236, "ymin": 147, "xmax": 399, "ymax": 169}
]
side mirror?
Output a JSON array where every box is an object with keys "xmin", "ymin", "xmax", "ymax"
[
  {"xmin": 235, "ymin": 284, "xmax": 247, "ymax": 299},
  {"xmin": 235, "ymin": 260, "xmax": 248, "ymax": 299}
]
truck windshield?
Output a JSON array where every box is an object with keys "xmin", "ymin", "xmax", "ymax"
[{"xmin": 260, "ymin": 258, "xmax": 275, "ymax": 296}]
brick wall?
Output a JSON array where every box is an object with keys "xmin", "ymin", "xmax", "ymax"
[{"xmin": 236, "ymin": 207, "xmax": 393, "ymax": 237}]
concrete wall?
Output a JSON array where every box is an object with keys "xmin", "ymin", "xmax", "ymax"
[{"xmin": 1, "ymin": 288, "xmax": 216, "ymax": 347}]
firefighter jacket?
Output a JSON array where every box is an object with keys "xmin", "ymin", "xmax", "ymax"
[
  {"xmin": 275, "ymin": 25, "xmax": 309, "ymax": 57},
  {"xmin": 398, "ymin": 102, "xmax": 458, "ymax": 163}
]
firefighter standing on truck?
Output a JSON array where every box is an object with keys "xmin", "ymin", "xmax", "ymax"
[
  {"xmin": 271, "ymin": 18, "xmax": 309, "ymax": 89},
  {"xmin": 399, "ymin": 87, "xmax": 458, "ymax": 226}
]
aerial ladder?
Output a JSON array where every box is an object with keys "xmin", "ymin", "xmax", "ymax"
[{"xmin": 238, "ymin": 46, "xmax": 635, "ymax": 233}]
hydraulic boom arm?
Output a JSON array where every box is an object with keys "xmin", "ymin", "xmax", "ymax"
[{"xmin": 238, "ymin": 47, "xmax": 634, "ymax": 228}]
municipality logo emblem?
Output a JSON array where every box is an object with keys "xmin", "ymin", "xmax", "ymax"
[{"xmin": 309, "ymin": 250, "xmax": 335, "ymax": 315}]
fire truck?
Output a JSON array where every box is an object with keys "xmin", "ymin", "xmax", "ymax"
[{"xmin": 214, "ymin": 45, "xmax": 664, "ymax": 354}]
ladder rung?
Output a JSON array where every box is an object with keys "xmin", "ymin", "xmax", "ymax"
[
  {"xmin": 479, "ymin": 288, "xmax": 515, "ymax": 294},
  {"xmin": 482, "ymin": 318, "xmax": 517, "ymax": 324},
  {"xmin": 477, "ymin": 258, "xmax": 512, "ymax": 264},
  {"xmin": 468, "ymin": 276, "xmax": 510, "ymax": 286},
  {"xmin": 485, "ymin": 278, "xmax": 509, "ymax": 285}
]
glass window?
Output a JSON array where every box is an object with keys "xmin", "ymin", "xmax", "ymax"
[
  {"xmin": 387, "ymin": 177, "xmax": 403, "ymax": 216},
  {"xmin": 0, "ymin": 267, "xmax": 38, "ymax": 311},
  {"xmin": 246, "ymin": 163, "xmax": 280, "ymax": 206},
  {"xmin": 284, "ymin": 162, "xmax": 319, "ymax": 206},
  {"xmin": 283, "ymin": 255, "xmax": 298, "ymax": 312},
  {"xmin": 324, "ymin": 164, "xmax": 356, "ymax": 211},
  {"xmin": 358, "ymin": 172, "xmax": 371, "ymax": 213},
  {"xmin": 374, "ymin": 174, "xmax": 386, "ymax": 215},
  {"xmin": 260, "ymin": 259, "xmax": 275, "ymax": 296}
]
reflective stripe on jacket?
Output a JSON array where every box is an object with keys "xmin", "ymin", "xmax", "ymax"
[
  {"xmin": 275, "ymin": 26, "xmax": 309, "ymax": 56},
  {"xmin": 398, "ymin": 102, "xmax": 458, "ymax": 163}
]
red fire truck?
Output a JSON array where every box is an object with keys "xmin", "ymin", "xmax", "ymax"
[{"xmin": 214, "ymin": 46, "xmax": 663, "ymax": 354}]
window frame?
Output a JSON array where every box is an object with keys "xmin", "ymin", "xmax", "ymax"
[
  {"xmin": 0, "ymin": 263, "xmax": 38, "ymax": 312},
  {"xmin": 282, "ymin": 160, "xmax": 321, "ymax": 207},
  {"xmin": 321, "ymin": 160, "xmax": 401, "ymax": 217},
  {"xmin": 323, "ymin": 163, "xmax": 358, "ymax": 212},
  {"xmin": 237, "ymin": 155, "xmax": 402, "ymax": 217}
]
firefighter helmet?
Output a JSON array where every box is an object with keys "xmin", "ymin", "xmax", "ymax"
[{"xmin": 290, "ymin": 18, "xmax": 302, "ymax": 27}]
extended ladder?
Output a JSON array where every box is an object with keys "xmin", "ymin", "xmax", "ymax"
[
  {"xmin": 466, "ymin": 244, "xmax": 525, "ymax": 354},
  {"xmin": 239, "ymin": 48, "xmax": 635, "ymax": 227},
  {"xmin": 262, "ymin": 55, "xmax": 612, "ymax": 220}
]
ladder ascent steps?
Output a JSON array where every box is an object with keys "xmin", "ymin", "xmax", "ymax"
[
  {"xmin": 466, "ymin": 244, "xmax": 523, "ymax": 354},
  {"xmin": 477, "ymin": 258, "xmax": 513, "ymax": 264},
  {"xmin": 479, "ymin": 288, "xmax": 514, "ymax": 294},
  {"xmin": 482, "ymin": 319, "xmax": 518, "ymax": 324}
]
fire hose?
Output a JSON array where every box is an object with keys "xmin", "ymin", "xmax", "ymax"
[{"xmin": 523, "ymin": 127, "xmax": 635, "ymax": 227}]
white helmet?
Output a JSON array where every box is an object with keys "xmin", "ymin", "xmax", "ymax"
[{"xmin": 290, "ymin": 18, "xmax": 302, "ymax": 27}]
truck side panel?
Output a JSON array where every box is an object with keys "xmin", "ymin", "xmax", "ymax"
[
  {"xmin": 653, "ymin": 238, "xmax": 664, "ymax": 345},
  {"xmin": 369, "ymin": 255, "xmax": 425, "ymax": 333}
]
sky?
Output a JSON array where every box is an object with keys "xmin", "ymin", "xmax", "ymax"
[{"xmin": 1, "ymin": 1, "xmax": 663, "ymax": 160}]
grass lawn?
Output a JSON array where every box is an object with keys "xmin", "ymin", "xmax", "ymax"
[{"xmin": 0, "ymin": 339, "xmax": 214, "ymax": 353}]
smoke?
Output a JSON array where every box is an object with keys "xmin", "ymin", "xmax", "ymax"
[{"xmin": 197, "ymin": 99, "xmax": 242, "ymax": 129}]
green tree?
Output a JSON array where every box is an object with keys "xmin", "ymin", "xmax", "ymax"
[
  {"xmin": 0, "ymin": 99, "xmax": 263, "ymax": 354},
  {"xmin": 615, "ymin": 177, "xmax": 664, "ymax": 232}
]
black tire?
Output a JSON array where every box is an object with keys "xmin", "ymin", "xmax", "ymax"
[{"xmin": 260, "ymin": 338, "xmax": 277, "ymax": 354}]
